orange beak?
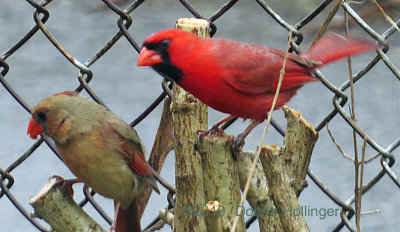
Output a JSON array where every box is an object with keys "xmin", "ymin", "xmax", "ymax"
[
  {"xmin": 27, "ymin": 118, "xmax": 44, "ymax": 139},
  {"xmin": 137, "ymin": 47, "xmax": 162, "ymax": 66}
]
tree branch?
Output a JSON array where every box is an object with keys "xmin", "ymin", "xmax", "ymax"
[
  {"xmin": 30, "ymin": 177, "xmax": 105, "ymax": 232},
  {"xmin": 195, "ymin": 133, "xmax": 245, "ymax": 231},
  {"xmin": 260, "ymin": 106, "xmax": 318, "ymax": 232},
  {"xmin": 172, "ymin": 18, "xmax": 210, "ymax": 232}
]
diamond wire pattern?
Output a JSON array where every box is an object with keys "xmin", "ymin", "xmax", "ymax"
[{"xmin": 0, "ymin": 0, "xmax": 399, "ymax": 231}]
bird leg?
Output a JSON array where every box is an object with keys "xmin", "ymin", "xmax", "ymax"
[
  {"xmin": 50, "ymin": 175, "xmax": 82, "ymax": 196},
  {"xmin": 199, "ymin": 115, "xmax": 237, "ymax": 135},
  {"xmin": 220, "ymin": 116, "xmax": 239, "ymax": 130},
  {"xmin": 212, "ymin": 115, "xmax": 237, "ymax": 132},
  {"xmin": 231, "ymin": 120, "xmax": 262, "ymax": 159},
  {"xmin": 110, "ymin": 201, "xmax": 120, "ymax": 231}
]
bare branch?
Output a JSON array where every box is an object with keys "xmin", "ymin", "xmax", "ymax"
[
  {"xmin": 326, "ymin": 122, "xmax": 355, "ymax": 162},
  {"xmin": 30, "ymin": 177, "xmax": 105, "ymax": 232}
]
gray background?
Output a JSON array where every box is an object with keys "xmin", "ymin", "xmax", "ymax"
[{"xmin": 1, "ymin": 0, "xmax": 400, "ymax": 231}]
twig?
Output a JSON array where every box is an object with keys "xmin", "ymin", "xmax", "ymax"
[
  {"xmin": 360, "ymin": 209, "xmax": 381, "ymax": 215},
  {"xmin": 230, "ymin": 29, "xmax": 293, "ymax": 232},
  {"xmin": 327, "ymin": 122, "xmax": 380, "ymax": 163},
  {"xmin": 311, "ymin": 0, "xmax": 343, "ymax": 46},
  {"xmin": 142, "ymin": 218, "xmax": 166, "ymax": 232},
  {"xmin": 326, "ymin": 122, "xmax": 355, "ymax": 162},
  {"xmin": 364, "ymin": 153, "xmax": 381, "ymax": 163},
  {"xmin": 356, "ymin": 138, "xmax": 367, "ymax": 231},
  {"xmin": 370, "ymin": 0, "xmax": 400, "ymax": 32},
  {"xmin": 345, "ymin": 9, "xmax": 361, "ymax": 232}
]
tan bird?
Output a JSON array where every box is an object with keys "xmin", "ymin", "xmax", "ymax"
[{"xmin": 27, "ymin": 91, "xmax": 159, "ymax": 232}]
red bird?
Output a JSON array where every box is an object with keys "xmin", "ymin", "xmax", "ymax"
[
  {"xmin": 137, "ymin": 29, "xmax": 378, "ymax": 144},
  {"xmin": 27, "ymin": 92, "xmax": 159, "ymax": 232}
]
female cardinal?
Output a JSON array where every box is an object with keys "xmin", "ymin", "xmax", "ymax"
[
  {"xmin": 137, "ymin": 29, "xmax": 378, "ymax": 147},
  {"xmin": 27, "ymin": 91, "xmax": 159, "ymax": 232}
]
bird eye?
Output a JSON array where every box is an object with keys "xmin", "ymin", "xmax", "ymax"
[
  {"xmin": 159, "ymin": 39, "xmax": 170, "ymax": 50},
  {"xmin": 35, "ymin": 111, "xmax": 47, "ymax": 124},
  {"xmin": 160, "ymin": 39, "xmax": 170, "ymax": 46}
]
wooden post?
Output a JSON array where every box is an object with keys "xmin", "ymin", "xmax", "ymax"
[
  {"xmin": 237, "ymin": 151, "xmax": 283, "ymax": 231},
  {"xmin": 203, "ymin": 201, "xmax": 223, "ymax": 232},
  {"xmin": 261, "ymin": 146, "xmax": 309, "ymax": 232},
  {"xmin": 30, "ymin": 178, "xmax": 105, "ymax": 232},
  {"xmin": 281, "ymin": 106, "xmax": 318, "ymax": 196},
  {"xmin": 195, "ymin": 133, "xmax": 245, "ymax": 232},
  {"xmin": 260, "ymin": 106, "xmax": 318, "ymax": 232},
  {"xmin": 172, "ymin": 18, "xmax": 209, "ymax": 232}
]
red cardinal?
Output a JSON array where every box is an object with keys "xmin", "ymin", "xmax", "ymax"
[
  {"xmin": 27, "ymin": 91, "xmax": 159, "ymax": 232},
  {"xmin": 137, "ymin": 29, "xmax": 378, "ymax": 143}
]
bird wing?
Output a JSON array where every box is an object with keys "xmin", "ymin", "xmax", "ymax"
[
  {"xmin": 210, "ymin": 39, "xmax": 315, "ymax": 95},
  {"xmin": 109, "ymin": 122, "xmax": 160, "ymax": 194}
]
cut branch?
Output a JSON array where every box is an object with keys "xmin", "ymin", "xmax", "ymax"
[
  {"xmin": 282, "ymin": 106, "xmax": 318, "ymax": 196},
  {"xmin": 237, "ymin": 151, "xmax": 283, "ymax": 231},
  {"xmin": 172, "ymin": 18, "xmax": 210, "ymax": 232},
  {"xmin": 159, "ymin": 208, "xmax": 174, "ymax": 228},
  {"xmin": 195, "ymin": 133, "xmax": 245, "ymax": 232},
  {"xmin": 30, "ymin": 177, "xmax": 105, "ymax": 232},
  {"xmin": 260, "ymin": 106, "xmax": 318, "ymax": 232},
  {"xmin": 203, "ymin": 201, "xmax": 223, "ymax": 232}
]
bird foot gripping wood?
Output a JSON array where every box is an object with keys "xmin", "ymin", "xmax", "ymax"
[
  {"xmin": 196, "ymin": 123, "xmax": 226, "ymax": 136},
  {"xmin": 49, "ymin": 175, "xmax": 81, "ymax": 196},
  {"xmin": 230, "ymin": 135, "xmax": 245, "ymax": 160},
  {"xmin": 196, "ymin": 129, "xmax": 244, "ymax": 160},
  {"xmin": 197, "ymin": 115, "xmax": 238, "ymax": 136},
  {"xmin": 230, "ymin": 119, "xmax": 262, "ymax": 159},
  {"xmin": 196, "ymin": 126, "xmax": 225, "ymax": 137},
  {"xmin": 30, "ymin": 177, "xmax": 106, "ymax": 232}
]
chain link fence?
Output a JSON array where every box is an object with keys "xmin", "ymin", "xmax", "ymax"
[{"xmin": 1, "ymin": 0, "xmax": 400, "ymax": 231}]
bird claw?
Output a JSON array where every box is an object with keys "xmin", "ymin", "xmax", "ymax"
[
  {"xmin": 49, "ymin": 175, "xmax": 65, "ymax": 183},
  {"xmin": 49, "ymin": 175, "xmax": 80, "ymax": 196},
  {"xmin": 197, "ymin": 116, "xmax": 237, "ymax": 136},
  {"xmin": 230, "ymin": 136, "xmax": 245, "ymax": 159},
  {"xmin": 208, "ymin": 124, "xmax": 222, "ymax": 133},
  {"xmin": 196, "ymin": 125, "xmax": 224, "ymax": 136}
]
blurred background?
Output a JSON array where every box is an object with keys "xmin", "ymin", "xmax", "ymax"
[{"xmin": 1, "ymin": 0, "xmax": 400, "ymax": 231}]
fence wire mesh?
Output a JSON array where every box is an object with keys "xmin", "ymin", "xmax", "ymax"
[{"xmin": 1, "ymin": 0, "xmax": 400, "ymax": 231}]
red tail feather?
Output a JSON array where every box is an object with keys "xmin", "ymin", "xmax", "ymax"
[
  {"xmin": 301, "ymin": 34, "xmax": 378, "ymax": 66},
  {"xmin": 115, "ymin": 200, "xmax": 141, "ymax": 232}
]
